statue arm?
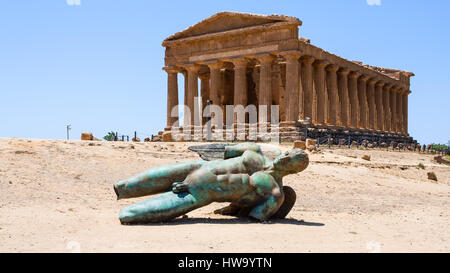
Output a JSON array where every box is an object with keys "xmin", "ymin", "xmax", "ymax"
[
  {"xmin": 248, "ymin": 172, "xmax": 284, "ymax": 221},
  {"xmin": 224, "ymin": 143, "xmax": 262, "ymax": 159},
  {"xmin": 114, "ymin": 161, "xmax": 205, "ymax": 199}
]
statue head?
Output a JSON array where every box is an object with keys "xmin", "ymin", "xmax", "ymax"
[{"xmin": 273, "ymin": 149, "xmax": 309, "ymax": 175}]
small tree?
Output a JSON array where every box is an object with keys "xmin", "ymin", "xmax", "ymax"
[
  {"xmin": 103, "ymin": 131, "xmax": 116, "ymax": 141},
  {"xmin": 431, "ymin": 143, "xmax": 448, "ymax": 150}
]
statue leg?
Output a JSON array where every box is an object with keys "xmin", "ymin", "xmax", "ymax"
[
  {"xmin": 119, "ymin": 191, "xmax": 210, "ymax": 224},
  {"xmin": 272, "ymin": 186, "xmax": 297, "ymax": 219},
  {"xmin": 214, "ymin": 187, "xmax": 296, "ymax": 220},
  {"xmin": 214, "ymin": 204, "xmax": 242, "ymax": 216},
  {"xmin": 114, "ymin": 161, "xmax": 205, "ymax": 199}
]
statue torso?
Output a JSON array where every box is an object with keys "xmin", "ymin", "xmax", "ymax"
[{"xmin": 185, "ymin": 150, "xmax": 269, "ymax": 203}]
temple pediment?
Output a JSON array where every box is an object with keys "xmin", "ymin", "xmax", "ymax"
[{"xmin": 164, "ymin": 11, "xmax": 301, "ymax": 42}]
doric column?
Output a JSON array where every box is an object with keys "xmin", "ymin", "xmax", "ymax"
[
  {"xmin": 231, "ymin": 58, "xmax": 248, "ymax": 126},
  {"xmin": 326, "ymin": 64, "xmax": 340, "ymax": 126},
  {"xmin": 301, "ymin": 56, "xmax": 315, "ymax": 121},
  {"xmin": 390, "ymin": 86, "xmax": 397, "ymax": 133},
  {"xmin": 181, "ymin": 70, "xmax": 188, "ymax": 114},
  {"xmin": 375, "ymin": 81, "xmax": 385, "ymax": 131},
  {"xmin": 337, "ymin": 68, "xmax": 350, "ymax": 127},
  {"xmin": 185, "ymin": 64, "xmax": 200, "ymax": 127},
  {"xmin": 199, "ymin": 73, "xmax": 210, "ymax": 125},
  {"xmin": 403, "ymin": 91, "xmax": 409, "ymax": 134},
  {"xmin": 231, "ymin": 58, "xmax": 248, "ymax": 111},
  {"xmin": 367, "ymin": 78, "xmax": 377, "ymax": 130},
  {"xmin": 348, "ymin": 72, "xmax": 361, "ymax": 128},
  {"xmin": 313, "ymin": 60, "xmax": 328, "ymax": 125},
  {"xmin": 257, "ymin": 54, "xmax": 274, "ymax": 124},
  {"xmin": 206, "ymin": 62, "xmax": 223, "ymax": 130},
  {"xmin": 282, "ymin": 51, "xmax": 302, "ymax": 123},
  {"xmin": 207, "ymin": 62, "xmax": 222, "ymax": 106},
  {"xmin": 396, "ymin": 89, "xmax": 403, "ymax": 134},
  {"xmin": 164, "ymin": 67, "xmax": 179, "ymax": 129},
  {"xmin": 297, "ymin": 58, "xmax": 304, "ymax": 121},
  {"xmin": 383, "ymin": 83, "xmax": 392, "ymax": 132},
  {"xmin": 357, "ymin": 75, "xmax": 369, "ymax": 129},
  {"xmin": 200, "ymin": 74, "xmax": 210, "ymax": 102}
]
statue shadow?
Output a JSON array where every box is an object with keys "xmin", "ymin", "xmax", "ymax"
[{"xmin": 133, "ymin": 217, "xmax": 324, "ymax": 227}]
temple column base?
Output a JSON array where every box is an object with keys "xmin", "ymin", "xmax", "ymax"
[{"xmin": 160, "ymin": 124, "xmax": 416, "ymax": 145}]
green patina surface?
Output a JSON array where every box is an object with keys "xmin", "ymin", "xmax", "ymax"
[{"xmin": 114, "ymin": 143, "xmax": 309, "ymax": 224}]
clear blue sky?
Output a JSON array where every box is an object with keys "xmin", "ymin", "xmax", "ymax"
[{"xmin": 0, "ymin": 0, "xmax": 449, "ymax": 145}]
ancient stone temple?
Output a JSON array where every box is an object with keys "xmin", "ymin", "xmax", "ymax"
[{"xmin": 162, "ymin": 12, "xmax": 415, "ymax": 144}]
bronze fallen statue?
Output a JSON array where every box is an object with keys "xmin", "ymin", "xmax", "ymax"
[{"xmin": 114, "ymin": 143, "xmax": 309, "ymax": 224}]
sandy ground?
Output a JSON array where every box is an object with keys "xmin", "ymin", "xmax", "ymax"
[{"xmin": 0, "ymin": 137, "xmax": 449, "ymax": 253}]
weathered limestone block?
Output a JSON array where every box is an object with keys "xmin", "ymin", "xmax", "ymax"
[
  {"xmin": 306, "ymin": 139, "xmax": 317, "ymax": 147},
  {"xmin": 427, "ymin": 172, "xmax": 438, "ymax": 182},
  {"xmin": 293, "ymin": 140, "xmax": 306, "ymax": 150},
  {"xmin": 306, "ymin": 145, "xmax": 316, "ymax": 152},
  {"xmin": 416, "ymin": 144, "xmax": 421, "ymax": 152},
  {"xmin": 328, "ymin": 138, "xmax": 334, "ymax": 145},
  {"xmin": 434, "ymin": 156, "xmax": 450, "ymax": 165},
  {"xmin": 362, "ymin": 155, "xmax": 371, "ymax": 161},
  {"xmin": 361, "ymin": 140, "xmax": 368, "ymax": 148},
  {"xmin": 390, "ymin": 142, "xmax": 397, "ymax": 150},
  {"xmin": 81, "ymin": 132, "xmax": 94, "ymax": 141}
]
